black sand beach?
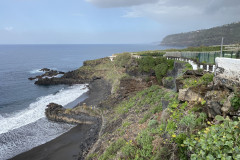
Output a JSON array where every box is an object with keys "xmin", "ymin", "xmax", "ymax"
[{"xmin": 11, "ymin": 79, "xmax": 111, "ymax": 160}]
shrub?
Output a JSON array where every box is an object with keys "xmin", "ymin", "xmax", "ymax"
[
  {"xmin": 114, "ymin": 52, "xmax": 131, "ymax": 67},
  {"xmin": 179, "ymin": 113, "xmax": 197, "ymax": 132},
  {"xmin": 99, "ymin": 138, "xmax": 126, "ymax": 160},
  {"xmin": 201, "ymin": 73, "xmax": 214, "ymax": 84},
  {"xmin": 184, "ymin": 116, "xmax": 240, "ymax": 160},
  {"xmin": 155, "ymin": 63, "xmax": 168, "ymax": 83},
  {"xmin": 138, "ymin": 56, "xmax": 156, "ymax": 72},
  {"xmin": 148, "ymin": 119, "xmax": 158, "ymax": 128},
  {"xmin": 167, "ymin": 59, "xmax": 175, "ymax": 70},
  {"xmin": 121, "ymin": 141, "xmax": 136, "ymax": 159},
  {"xmin": 136, "ymin": 130, "xmax": 154, "ymax": 159},
  {"xmin": 231, "ymin": 92, "xmax": 240, "ymax": 111}
]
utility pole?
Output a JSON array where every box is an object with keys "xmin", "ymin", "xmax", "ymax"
[{"xmin": 221, "ymin": 37, "xmax": 224, "ymax": 57}]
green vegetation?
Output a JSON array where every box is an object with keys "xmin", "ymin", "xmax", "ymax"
[
  {"xmin": 101, "ymin": 85, "xmax": 208, "ymax": 160},
  {"xmin": 138, "ymin": 51, "xmax": 165, "ymax": 57},
  {"xmin": 182, "ymin": 73, "xmax": 214, "ymax": 88},
  {"xmin": 114, "ymin": 52, "xmax": 132, "ymax": 67},
  {"xmin": 138, "ymin": 56, "xmax": 174, "ymax": 83},
  {"xmin": 184, "ymin": 116, "xmax": 240, "ymax": 160},
  {"xmin": 99, "ymin": 138, "xmax": 126, "ymax": 160},
  {"xmin": 183, "ymin": 63, "xmax": 193, "ymax": 72},
  {"xmin": 85, "ymin": 51, "xmax": 240, "ymax": 160},
  {"xmin": 115, "ymin": 85, "xmax": 164, "ymax": 115},
  {"xmin": 155, "ymin": 63, "xmax": 169, "ymax": 83},
  {"xmin": 231, "ymin": 91, "xmax": 240, "ymax": 111},
  {"xmin": 161, "ymin": 22, "xmax": 240, "ymax": 46}
]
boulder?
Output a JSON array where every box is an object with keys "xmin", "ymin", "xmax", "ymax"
[
  {"xmin": 45, "ymin": 103, "xmax": 66, "ymax": 121},
  {"xmin": 178, "ymin": 88, "xmax": 202, "ymax": 102},
  {"xmin": 162, "ymin": 77, "xmax": 175, "ymax": 89},
  {"xmin": 160, "ymin": 108, "xmax": 170, "ymax": 122},
  {"xmin": 45, "ymin": 103, "xmax": 99, "ymax": 124},
  {"xmin": 206, "ymin": 101, "xmax": 222, "ymax": 118},
  {"xmin": 161, "ymin": 98, "xmax": 170, "ymax": 110},
  {"xmin": 221, "ymin": 93, "xmax": 234, "ymax": 116}
]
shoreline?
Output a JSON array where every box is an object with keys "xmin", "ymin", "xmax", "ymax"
[{"xmin": 11, "ymin": 78, "xmax": 111, "ymax": 160}]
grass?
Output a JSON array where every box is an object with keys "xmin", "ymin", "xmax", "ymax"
[{"xmin": 182, "ymin": 72, "xmax": 214, "ymax": 88}]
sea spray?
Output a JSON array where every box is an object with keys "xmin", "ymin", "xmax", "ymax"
[{"xmin": 0, "ymin": 84, "xmax": 88, "ymax": 135}]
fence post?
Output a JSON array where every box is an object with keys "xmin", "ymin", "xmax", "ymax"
[
  {"xmin": 231, "ymin": 51, "xmax": 233, "ymax": 58},
  {"xmin": 208, "ymin": 52, "xmax": 210, "ymax": 63},
  {"xmin": 237, "ymin": 51, "xmax": 240, "ymax": 59},
  {"xmin": 214, "ymin": 52, "xmax": 216, "ymax": 64}
]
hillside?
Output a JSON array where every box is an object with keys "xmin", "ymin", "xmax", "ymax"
[{"xmin": 161, "ymin": 22, "xmax": 240, "ymax": 47}]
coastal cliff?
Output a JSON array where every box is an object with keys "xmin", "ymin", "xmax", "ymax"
[
  {"xmin": 20, "ymin": 51, "xmax": 240, "ymax": 160},
  {"xmin": 161, "ymin": 22, "xmax": 240, "ymax": 46}
]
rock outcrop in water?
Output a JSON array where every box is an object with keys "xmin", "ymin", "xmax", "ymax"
[
  {"xmin": 28, "ymin": 68, "xmax": 64, "ymax": 81},
  {"xmin": 34, "ymin": 58, "xmax": 110, "ymax": 85},
  {"xmin": 45, "ymin": 103, "xmax": 101, "ymax": 125}
]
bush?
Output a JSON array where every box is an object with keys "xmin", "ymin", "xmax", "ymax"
[
  {"xmin": 184, "ymin": 116, "xmax": 240, "ymax": 160},
  {"xmin": 155, "ymin": 63, "xmax": 168, "ymax": 83},
  {"xmin": 179, "ymin": 113, "xmax": 197, "ymax": 132},
  {"xmin": 114, "ymin": 52, "xmax": 132, "ymax": 67},
  {"xmin": 148, "ymin": 119, "xmax": 158, "ymax": 128},
  {"xmin": 231, "ymin": 92, "xmax": 240, "ymax": 111},
  {"xmin": 138, "ymin": 56, "xmax": 156, "ymax": 72},
  {"xmin": 99, "ymin": 138, "xmax": 126, "ymax": 160},
  {"xmin": 136, "ymin": 130, "xmax": 154, "ymax": 159},
  {"xmin": 201, "ymin": 73, "xmax": 214, "ymax": 84}
]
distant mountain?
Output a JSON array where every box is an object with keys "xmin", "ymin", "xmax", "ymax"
[{"xmin": 161, "ymin": 22, "xmax": 240, "ymax": 47}]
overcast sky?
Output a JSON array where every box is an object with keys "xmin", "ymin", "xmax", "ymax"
[{"xmin": 1, "ymin": 0, "xmax": 240, "ymax": 44}]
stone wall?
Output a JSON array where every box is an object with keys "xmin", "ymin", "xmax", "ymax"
[{"xmin": 214, "ymin": 57, "xmax": 240, "ymax": 89}]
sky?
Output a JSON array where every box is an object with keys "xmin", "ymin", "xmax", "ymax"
[{"xmin": 1, "ymin": 0, "xmax": 240, "ymax": 44}]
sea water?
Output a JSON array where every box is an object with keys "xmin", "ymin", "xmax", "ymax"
[{"xmin": 0, "ymin": 44, "xmax": 169, "ymax": 159}]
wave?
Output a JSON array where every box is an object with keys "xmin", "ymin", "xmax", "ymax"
[
  {"xmin": 29, "ymin": 69, "xmax": 44, "ymax": 74},
  {"xmin": 0, "ymin": 118, "xmax": 74, "ymax": 160},
  {"xmin": 0, "ymin": 84, "xmax": 88, "ymax": 135}
]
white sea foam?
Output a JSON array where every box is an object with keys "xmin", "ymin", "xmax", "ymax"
[
  {"xmin": 0, "ymin": 118, "xmax": 75, "ymax": 160},
  {"xmin": 0, "ymin": 84, "xmax": 88, "ymax": 135},
  {"xmin": 29, "ymin": 69, "xmax": 44, "ymax": 74}
]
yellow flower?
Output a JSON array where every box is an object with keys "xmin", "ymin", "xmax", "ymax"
[
  {"xmin": 172, "ymin": 134, "xmax": 176, "ymax": 138},
  {"xmin": 204, "ymin": 129, "xmax": 209, "ymax": 134},
  {"xmin": 207, "ymin": 121, "xmax": 211, "ymax": 125},
  {"xmin": 223, "ymin": 136, "xmax": 226, "ymax": 138},
  {"xmin": 181, "ymin": 144, "xmax": 185, "ymax": 147},
  {"xmin": 195, "ymin": 137, "xmax": 199, "ymax": 141}
]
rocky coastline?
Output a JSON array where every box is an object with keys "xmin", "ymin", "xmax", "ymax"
[
  {"xmin": 13, "ymin": 60, "xmax": 113, "ymax": 160},
  {"xmin": 13, "ymin": 54, "xmax": 240, "ymax": 160},
  {"xmin": 28, "ymin": 68, "xmax": 65, "ymax": 81}
]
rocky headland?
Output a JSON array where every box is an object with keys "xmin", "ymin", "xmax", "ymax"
[{"xmin": 15, "ymin": 52, "xmax": 240, "ymax": 160}]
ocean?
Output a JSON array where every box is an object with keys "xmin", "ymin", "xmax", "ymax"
[{"xmin": 0, "ymin": 44, "xmax": 170, "ymax": 159}]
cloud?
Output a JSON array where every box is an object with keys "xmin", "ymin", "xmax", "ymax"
[
  {"xmin": 121, "ymin": 0, "xmax": 240, "ymax": 32},
  {"xmin": 4, "ymin": 26, "xmax": 13, "ymax": 31},
  {"xmin": 85, "ymin": 0, "xmax": 159, "ymax": 8}
]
